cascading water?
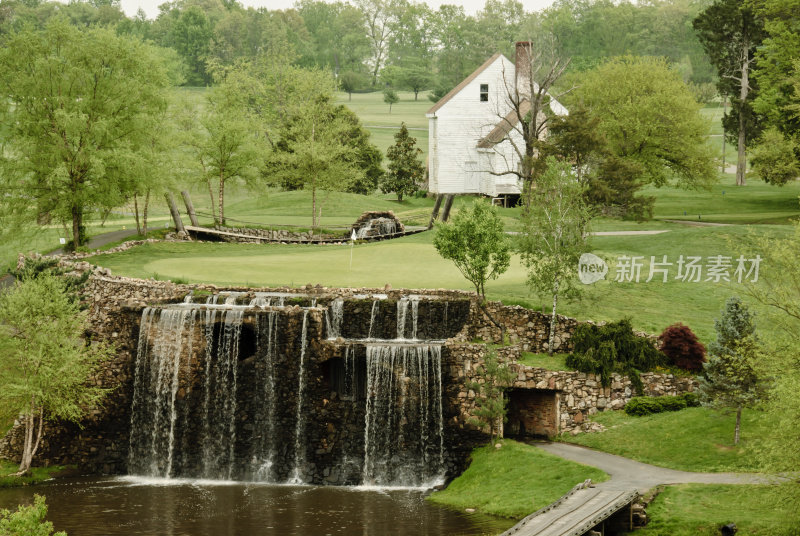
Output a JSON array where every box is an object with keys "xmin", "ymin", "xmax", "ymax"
[
  {"xmin": 325, "ymin": 298, "xmax": 344, "ymax": 339},
  {"xmin": 128, "ymin": 307, "xmax": 198, "ymax": 477},
  {"xmin": 362, "ymin": 343, "xmax": 445, "ymax": 486},
  {"xmin": 289, "ymin": 311, "xmax": 309, "ymax": 483},
  {"xmin": 128, "ymin": 293, "xmax": 457, "ymax": 488},
  {"xmin": 251, "ymin": 311, "xmax": 279, "ymax": 481}
]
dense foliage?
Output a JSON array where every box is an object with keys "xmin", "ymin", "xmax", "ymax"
[
  {"xmin": 0, "ymin": 495, "xmax": 65, "ymax": 536},
  {"xmin": 624, "ymin": 393, "xmax": 701, "ymax": 416},
  {"xmin": 566, "ymin": 319, "xmax": 666, "ymax": 392},
  {"xmin": 433, "ymin": 200, "xmax": 510, "ymax": 299},
  {"xmin": 658, "ymin": 323, "xmax": 707, "ymax": 372},
  {"xmin": 382, "ymin": 123, "xmax": 424, "ymax": 201},
  {"xmin": 0, "ymin": 0, "xmax": 720, "ymax": 96},
  {"xmin": 0, "ymin": 274, "xmax": 109, "ymax": 474},
  {"xmin": 699, "ymin": 297, "xmax": 763, "ymax": 445}
]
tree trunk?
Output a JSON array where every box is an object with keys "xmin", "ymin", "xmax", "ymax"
[
  {"xmin": 207, "ymin": 179, "xmax": 218, "ymax": 226},
  {"xmin": 218, "ymin": 176, "xmax": 225, "ymax": 226},
  {"xmin": 311, "ymin": 122, "xmax": 317, "ymax": 229},
  {"xmin": 736, "ymin": 38, "xmax": 749, "ymax": 187},
  {"xmin": 734, "ymin": 405, "xmax": 742, "ymax": 445},
  {"xmin": 477, "ymin": 297, "xmax": 506, "ymax": 344},
  {"xmin": 143, "ymin": 189, "xmax": 150, "ymax": 237},
  {"xmin": 721, "ymin": 96, "xmax": 727, "ymax": 173},
  {"xmin": 133, "ymin": 194, "xmax": 142, "ymax": 235},
  {"xmin": 548, "ymin": 278, "xmax": 560, "ymax": 355},
  {"xmin": 71, "ymin": 204, "xmax": 83, "ymax": 252}
]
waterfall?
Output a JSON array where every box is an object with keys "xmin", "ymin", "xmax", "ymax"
[
  {"xmin": 251, "ymin": 311, "xmax": 279, "ymax": 481},
  {"xmin": 362, "ymin": 344, "xmax": 444, "ymax": 487},
  {"xmin": 325, "ymin": 298, "xmax": 344, "ymax": 339},
  {"xmin": 128, "ymin": 307, "xmax": 198, "ymax": 477},
  {"xmin": 289, "ymin": 311, "xmax": 309, "ymax": 483},
  {"xmin": 367, "ymin": 300, "xmax": 379, "ymax": 340},
  {"xmin": 396, "ymin": 296, "xmax": 419, "ymax": 340},
  {"xmin": 200, "ymin": 307, "xmax": 244, "ymax": 479}
]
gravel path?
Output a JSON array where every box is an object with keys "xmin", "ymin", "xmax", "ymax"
[{"xmin": 535, "ymin": 442, "xmax": 772, "ymax": 492}]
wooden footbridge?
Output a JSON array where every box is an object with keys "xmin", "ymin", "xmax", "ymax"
[{"xmin": 500, "ymin": 480, "xmax": 639, "ymax": 536}]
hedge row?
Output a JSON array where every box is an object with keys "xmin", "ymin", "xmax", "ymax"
[{"xmin": 624, "ymin": 393, "xmax": 701, "ymax": 416}]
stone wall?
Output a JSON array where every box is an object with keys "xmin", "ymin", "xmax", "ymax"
[
  {"xmin": 1, "ymin": 260, "xmax": 697, "ymax": 478},
  {"xmin": 466, "ymin": 302, "xmax": 582, "ymax": 353},
  {"xmin": 445, "ymin": 342, "xmax": 699, "ymax": 436}
]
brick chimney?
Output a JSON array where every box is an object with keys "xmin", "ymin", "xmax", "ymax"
[{"xmin": 515, "ymin": 41, "xmax": 532, "ymax": 97}]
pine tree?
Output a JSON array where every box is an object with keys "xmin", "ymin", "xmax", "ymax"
[
  {"xmin": 382, "ymin": 123, "xmax": 425, "ymax": 202},
  {"xmin": 467, "ymin": 350, "xmax": 516, "ymax": 443},
  {"xmin": 699, "ymin": 297, "xmax": 763, "ymax": 445}
]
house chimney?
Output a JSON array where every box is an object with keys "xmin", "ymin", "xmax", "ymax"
[{"xmin": 515, "ymin": 41, "xmax": 532, "ymax": 97}]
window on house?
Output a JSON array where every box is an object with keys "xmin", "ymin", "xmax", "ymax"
[{"xmin": 480, "ymin": 84, "xmax": 489, "ymax": 102}]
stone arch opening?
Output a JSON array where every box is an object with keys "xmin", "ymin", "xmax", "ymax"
[{"xmin": 506, "ymin": 388, "xmax": 558, "ymax": 438}]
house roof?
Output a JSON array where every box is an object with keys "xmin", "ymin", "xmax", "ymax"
[
  {"xmin": 476, "ymin": 99, "xmax": 531, "ymax": 149},
  {"xmin": 426, "ymin": 53, "xmax": 504, "ymax": 116}
]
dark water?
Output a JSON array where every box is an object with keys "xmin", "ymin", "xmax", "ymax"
[{"xmin": 0, "ymin": 477, "xmax": 514, "ymax": 536}]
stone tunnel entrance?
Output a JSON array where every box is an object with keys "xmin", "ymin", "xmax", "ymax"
[{"xmin": 506, "ymin": 389, "xmax": 558, "ymax": 438}]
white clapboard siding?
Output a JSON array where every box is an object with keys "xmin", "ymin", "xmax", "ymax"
[
  {"xmin": 427, "ymin": 52, "xmax": 567, "ymax": 197},
  {"xmin": 427, "ymin": 55, "xmax": 519, "ymax": 195}
]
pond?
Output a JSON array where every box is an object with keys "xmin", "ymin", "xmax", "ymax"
[{"xmin": 0, "ymin": 477, "xmax": 515, "ymax": 536}]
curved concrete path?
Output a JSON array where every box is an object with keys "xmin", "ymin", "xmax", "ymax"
[{"xmin": 535, "ymin": 442, "xmax": 772, "ymax": 492}]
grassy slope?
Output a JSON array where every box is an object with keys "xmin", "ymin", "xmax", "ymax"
[
  {"xmin": 636, "ymin": 484, "xmax": 797, "ymax": 535},
  {"xmin": 428, "ymin": 440, "xmax": 608, "ymax": 519},
  {"xmin": 92, "ymin": 220, "xmax": 791, "ymax": 343},
  {"xmin": 561, "ymin": 407, "xmax": 768, "ymax": 472}
]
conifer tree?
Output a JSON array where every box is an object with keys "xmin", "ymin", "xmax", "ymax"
[
  {"xmin": 699, "ymin": 297, "xmax": 763, "ymax": 445},
  {"xmin": 382, "ymin": 123, "xmax": 424, "ymax": 201}
]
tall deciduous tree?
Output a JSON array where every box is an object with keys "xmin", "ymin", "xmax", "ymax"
[
  {"xmin": 0, "ymin": 21, "xmax": 169, "ymax": 250},
  {"xmin": 482, "ymin": 37, "xmax": 570, "ymax": 210},
  {"xmin": 382, "ymin": 123, "xmax": 424, "ymax": 201},
  {"xmin": 433, "ymin": 200, "xmax": 510, "ymax": 341},
  {"xmin": 0, "ymin": 274, "xmax": 109, "ymax": 475},
  {"xmin": 354, "ymin": 0, "xmax": 392, "ymax": 86},
  {"xmin": 694, "ymin": 0, "xmax": 765, "ymax": 186},
  {"xmin": 520, "ymin": 158, "xmax": 592, "ymax": 354},
  {"xmin": 571, "ymin": 56, "xmax": 717, "ymax": 191},
  {"xmin": 699, "ymin": 297, "xmax": 763, "ymax": 446},
  {"xmin": 199, "ymin": 87, "xmax": 261, "ymax": 225}
]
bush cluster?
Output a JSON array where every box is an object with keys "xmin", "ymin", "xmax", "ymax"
[
  {"xmin": 624, "ymin": 393, "xmax": 701, "ymax": 416},
  {"xmin": 658, "ymin": 323, "xmax": 706, "ymax": 372},
  {"xmin": 565, "ymin": 318, "xmax": 666, "ymax": 392}
]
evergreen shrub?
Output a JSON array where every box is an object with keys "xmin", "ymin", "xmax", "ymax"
[
  {"xmin": 624, "ymin": 393, "xmax": 701, "ymax": 416},
  {"xmin": 565, "ymin": 318, "xmax": 666, "ymax": 392}
]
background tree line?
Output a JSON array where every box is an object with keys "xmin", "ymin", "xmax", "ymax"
[{"xmin": 0, "ymin": 0, "xmax": 720, "ymax": 95}]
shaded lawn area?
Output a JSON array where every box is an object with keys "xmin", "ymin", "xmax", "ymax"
[
  {"xmin": 561, "ymin": 407, "xmax": 768, "ymax": 473},
  {"xmin": 0, "ymin": 460, "xmax": 66, "ymax": 488},
  {"xmin": 90, "ymin": 224, "xmax": 791, "ymax": 344},
  {"xmin": 428, "ymin": 440, "xmax": 608, "ymax": 519},
  {"xmin": 634, "ymin": 484, "xmax": 797, "ymax": 535},
  {"xmin": 517, "ymin": 352, "xmax": 573, "ymax": 371}
]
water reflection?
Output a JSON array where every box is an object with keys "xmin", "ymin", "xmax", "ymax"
[{"xmin": 0, "ymin": 478, "xmax": 514, "ymax": 536}]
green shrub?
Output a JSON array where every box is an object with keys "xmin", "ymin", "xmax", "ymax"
[
  {"xmin": 566, "ymin": 318, "xmax": 666, "ymax": 392},
  {"xmin": 625, "ymin": 393, "xmax": 700, "ymax": 416}
]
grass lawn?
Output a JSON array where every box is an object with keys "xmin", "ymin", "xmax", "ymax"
[
  {"xmin": 561, "ymin": 407, "xmax": 767, "ymax": 472},
  {"xmin": 427, "ymin": 439, "xmax": 608, "ymax": 519},
  {"xmin": 90, "ymin": 221, "xmax": 791, "ymax": 343},
  {"xmin": 517, "ymin": 352, "xmax": 573, "ymax": 371},
  {"xmin": 0, "ymin": 460, "xmax": 65, "ymax": 488},
  {"xmin": 634, "ymin": 484, "xmax": 798, "ymax": 535}
]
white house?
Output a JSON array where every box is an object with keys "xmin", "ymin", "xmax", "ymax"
[{"xmin": 426, "ymin": 41, "xmax": 568, "ymax": 203}]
